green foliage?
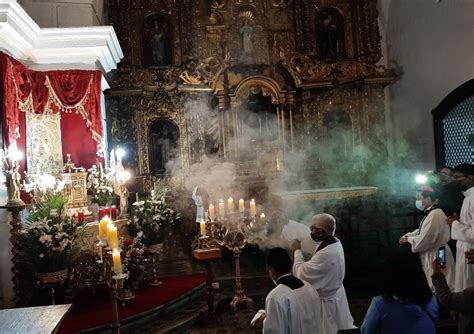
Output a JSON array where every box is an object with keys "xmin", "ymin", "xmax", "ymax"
[{"xmin": 22, "ymin": 193, "xmax": 79, "ymax": 273}]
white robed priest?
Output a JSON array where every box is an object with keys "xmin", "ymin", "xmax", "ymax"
[
  {"xmin": 291, "ymin": 213, "xmax": 355, "ymax": 334},
  {"xmin": 399, "ymin": 185, "xmax": 455, "ymax": 290},
  {"xmin": 447, "ymin": 163, "xmax": 474, "ymax": 292},
  {"xmin": 251, "ymin": 247, "xmax": 323, "ymax": 333}
]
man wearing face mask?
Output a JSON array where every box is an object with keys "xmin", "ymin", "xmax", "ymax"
[
  {"xmin": 399, "ymin": 186, "xmax": 455, "ymax": 290},
  {"xmin": 447, "ymin": 163, "xmax": 474, "ymax": 292},
  {"xmin": 291, "ymin": 213, "xmax": 355, "ymax": 334},
  {"xmin": 251, "ymin": 247, "xmax": 323, "ymax": 333}
]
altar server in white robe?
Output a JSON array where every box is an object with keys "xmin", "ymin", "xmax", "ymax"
[
  {"xmin": 291, "ymin": 213, "xmax": 355, "ymax": 334},
  {"xmin": 252, "ymin": 247, "xmax": 323, "ymax": 334},
  {"xmin": 399, "ymin": 186, "xmax": 455, "ymax": 290},
  {"xmin": 447, "ymin": 163, "xmax": 474, "ymax": 292}
]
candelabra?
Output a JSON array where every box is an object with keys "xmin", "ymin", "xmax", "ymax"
[
  {"xmin": 195, "ymin": 210, "xmax": 268, "ymax": 310},
  {"xmin": 97, "ymin": 241, "xmax": 128, "ymax": 332}
]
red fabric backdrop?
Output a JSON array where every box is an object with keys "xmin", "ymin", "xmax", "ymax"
[{"xmin": 0, "ymin": 52, "xmax": 104, "ymax": 174}]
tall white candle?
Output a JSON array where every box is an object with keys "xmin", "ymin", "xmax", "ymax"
[
  {"xmin": 239, "ymin": 198, "xmax": 245, "ymax": 213},
  {"xmin": 227, "ymin": 197, "xmax": 234, "ymax": 211},
  {"xmin": 200, "ymin": 219, "xmax": 206, "ymax": 236},
  {"xmin": 250, "ymin": 199, "xmax": 256, "ymax": 216},
  {"xmin": 219, "ymin": 199, "xmax": 225, "ymax": 218},
  {"xmin": 209, "ymin": 204, "xmax": 216, "ymax": 222}
]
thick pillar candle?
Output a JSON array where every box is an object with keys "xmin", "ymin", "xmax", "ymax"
[
  {"xmin": 209, "ymin": 204, "xmax": 215, "ymax": 222},
  {"xmin": 250, "ymin": 199, "xmax": 256, "ymax": 216},
  {"xmin": 239, "ymin": 199, "xmax": 245, "ymax": 213},
  {"xmin": 112, "ymin": 249, "xmax": 122, "ymax": 273},
  {"xmin": 200, "ymin": 219, "xmax": 206, "ymax": 236},
  {"xmin": 227, "ymin": 197, "xmax": 234, "ymax": 210},
  {"xmin": 219, "ymin": 199, "xmax": 225, "ymax": 218},
  {"xmin": 109, "ymin": 226, "xmax": 119, "ymax": 248},
  {"xmin": 99, "ymin": 218, "xmax": 109, "ymax": 240}
]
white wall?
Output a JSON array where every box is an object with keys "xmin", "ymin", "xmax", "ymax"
[
  {"xmin": 379, "ymin": 0, "xmax": 474, "ymax": 169},
  {"xmin": 19, "ymin": 0, "xmax": 104, "ymax": 27}
]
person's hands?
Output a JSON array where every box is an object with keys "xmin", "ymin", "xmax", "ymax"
[
  {"xmin": 465, "ymin": 249, "xmax": 474, "ymax": 264},
  {"xmin": 398, "ymin": 236, "xmax": 409, "ymax": 245},
  {"xmin": 446, "ymin": 213, "xmax": 458, "ymax": 226},
  {"xmin": 291, "ymin": 239, "xmax": 302, "ymax": 251},
  {"xmin": 432, "ymin": 257, "xmax": 443, "ymax": 274}
]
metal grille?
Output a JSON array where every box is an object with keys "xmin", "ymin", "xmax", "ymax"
[{"xmin": 443, "ymin": 95, "xmax": 474, "ymax": 166}]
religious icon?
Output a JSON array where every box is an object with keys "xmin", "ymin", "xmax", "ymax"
[
  {"xmin": 239, "ymin": 18, "xmax": 255, "ymax": 64},
  {"xmin": 143, "ymin": 16, "xmax": 172, "ymax": 67},
  {"xmin": 316, "ymin": 8, "xmax": 346, "ymax": 61}
]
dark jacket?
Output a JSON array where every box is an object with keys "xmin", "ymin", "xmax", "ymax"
[{"xmin": 432, "ymin": 271, "xmax": 474, "ymax": 334}]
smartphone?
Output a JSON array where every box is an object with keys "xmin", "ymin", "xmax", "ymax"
[{"xmin": 438, "ymin": 246, "xmax": 446, "ymax": 267}]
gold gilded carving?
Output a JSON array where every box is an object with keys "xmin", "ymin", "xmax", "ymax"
[{"xmin": 179, "ymin": 54, "xmax": 230, "ymax": 91}]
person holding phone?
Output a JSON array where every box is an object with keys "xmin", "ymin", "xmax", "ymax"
[
  {"xmin": 399, "ymin": 186, "xmax": 455, "ymax": 290},
  {"xmin": 432, "ymin": 257, "xmax": 474, "ymax": 334}
]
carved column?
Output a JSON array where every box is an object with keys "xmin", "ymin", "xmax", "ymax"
[{"xmin": 3, "ymin": 203, "xmax": 27, "ymax": 306}]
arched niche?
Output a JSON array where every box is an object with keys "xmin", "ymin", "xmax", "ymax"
[
  {"xmin": 148, "ymin": 119, "xmax": 180, "ymax": 175},
  {"xmin": 432, "ymin": 79, "xmax": 474, "ymax": 167},
  {"xmin": 142, "ymin": 14, "xmax": 173, "ymax": 67},
  {"xmin": 315, "ymin": 7, "xmax": 346, "ymax": 61}
]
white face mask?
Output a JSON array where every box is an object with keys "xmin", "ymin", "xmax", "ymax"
[{"xmin": 416, "ymin": 200, "xmax": 425, "ymax": 211}]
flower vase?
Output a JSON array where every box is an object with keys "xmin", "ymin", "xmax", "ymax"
[
  {"xmin": 145, "ymin": 243, "xmax": 163, "ymax": 286},
  {"xmin": 35, "ymin": 269, "xmax": 69, "ymax": 305}
]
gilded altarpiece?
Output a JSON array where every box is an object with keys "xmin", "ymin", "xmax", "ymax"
[{"xmin": 106, "ymin": 0, "xmax": 396, "ymax": 191}]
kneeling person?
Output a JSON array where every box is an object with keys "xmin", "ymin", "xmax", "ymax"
[{"xmin": 253, "ymin": 247, "xmax": 323, "ymax": 333}]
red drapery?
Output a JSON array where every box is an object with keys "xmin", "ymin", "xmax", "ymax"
[{"xmin": 0, "ymin": 52, "xmax": 104, "ymax": 173}]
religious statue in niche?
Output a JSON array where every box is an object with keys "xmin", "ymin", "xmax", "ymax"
[
  {"xmin": 316, "ymin": 8, "xmax": 346, "ymax": 61},
  {"xmin": 149, "ymin": 120, "xmax": 180, "ymax": 174},
  {"xmin": 143, "ymin": 15, "xmax": 172, "ymax": 67},
  {"xmin": 239, "ymin": 15, "xmax": 256, "ymax": 64}
]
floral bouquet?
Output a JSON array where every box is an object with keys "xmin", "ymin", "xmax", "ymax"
[
  {"xmin": 22, "ymin": 193, "xmax": 79, "ymax": 273},
  {"xmin": 23, "ymin": 172, "xmax": 65, "ymax": 206},
  {"xmin": 127, "ymin": 181, "xmax": 180, "ymax": 247},
  {"xmin": 121, "ymin": 235, "xmax": 148, "ymax": 291},
  {"xmin": 86, "ymin": 164, "xmax": 115, "ymax": 206}
]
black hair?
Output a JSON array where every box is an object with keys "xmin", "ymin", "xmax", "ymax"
[
  {"xmin": 453, "ymin": 163, "xmax": 474, "ymax": 177},
  {"xmin": 267, "ymin": 247, "xmax": 292, "ymax": 274},
  {"xmin": 381, "ymin": 251, "xmax": 433, "ymax": 305},
  {"xmin": 420, "ymin": 188, "xmax": 440, "ymax": 201}
]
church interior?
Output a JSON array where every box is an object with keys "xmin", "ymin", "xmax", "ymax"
[{"xmin": 0, "ymin": 0, "xmax": 473, "ymax": 332}]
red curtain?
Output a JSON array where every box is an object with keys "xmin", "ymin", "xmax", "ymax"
[{"xmin": 0, "ymin": 52, "xmax": 104, "ymax": 173}]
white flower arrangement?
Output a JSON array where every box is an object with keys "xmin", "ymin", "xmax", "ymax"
[
  {"xmin": 86, "ymin": 164, "xmax": 116, "ymax": 206},
  {"xmin": 22, "ymin": 193, "xmax": 79, "ymax": 273}
]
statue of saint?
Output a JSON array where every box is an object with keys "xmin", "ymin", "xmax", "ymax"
[
  {"xmin": 119, "ymin": 183, "xmax": 129, "ymax": 217},
  {"xmin": 239, "ymin": 19, "xmax": 254, "ymax": 63},
  {"xmin": 150, "ymin": 20, "xmax": 166, "ymax": 65},
  {"xmin": 9, "ymin": 162, "xmax": 21, "ymax": 202}
]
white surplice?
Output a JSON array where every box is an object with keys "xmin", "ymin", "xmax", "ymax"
[
  {"xmin": 451, "ymin": 187, "xmax": 474, "ymax": 292},
  {"xmin": 293, "ymin": 240, "xmax": 354, "ymax": 334},
  {"xmin": 263, "ymin": 279, "xmax": 324, "ymax": 334},
  {"xmin": 404, "ymin": 206, "xmax": 455, "ymax": 290}
]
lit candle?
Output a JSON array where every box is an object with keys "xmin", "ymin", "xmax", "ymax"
[
  {"xmin": 112, "ymin": 249, "xmax": 122, "ymax": 273},
  {"xmin": 209, "ymin": 204, "xmax": 215, "ymax": 222},
  {"xmin": 200, "ymin": 219, "xmax": 206, "ymax": 236},
  {"xmin": 99, "ymin": 218, "xmax": 109, "ymax": 240},
  {"xmin": 219, "ymin": 199, "xmax": 225, "ymax": 218},
  {"xmin": 239, "ymin": 199, "xmax": 245, "ymax": 213},
  {"xmin": 110, "ymin": 205, "xmax": 117, "ymax": 220},
  {"xmin": 106, "ymin": 222, "xmax": 115, "ymax": 243},
  {"xmin": 260, "ymin": 212, "xmax": 266, "ymax": 219},
  {"xmin": 109, "ymin": 226, "xmax": 119, "ymax": 248},
  {"xmin": 227, "ymin": 197, "xmax": 234, "ymax": 210},
  {"xmin": 250, "ymin": 199, "xmax": 256, "ymax": 216}
]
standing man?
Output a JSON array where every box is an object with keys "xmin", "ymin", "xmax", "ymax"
[
  {"xmin": 252, "ymin": 247, "xmax": 323, "ymax": 333},
  {"xmin": 291, "ymin": 213, "xmax": 354, "ymax": 334},
  {"xmin": 447, "ymin": 163, "xmax": 474, "ymax": 292}
]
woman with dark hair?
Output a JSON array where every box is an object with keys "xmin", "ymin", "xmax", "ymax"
[
  {"xmin": 361, "ymin": 251, "xmax": 439, "ymax": 334},
  {"xmin": 399, "ymin": 185, "xmax": 455, "ymax": 290}
]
